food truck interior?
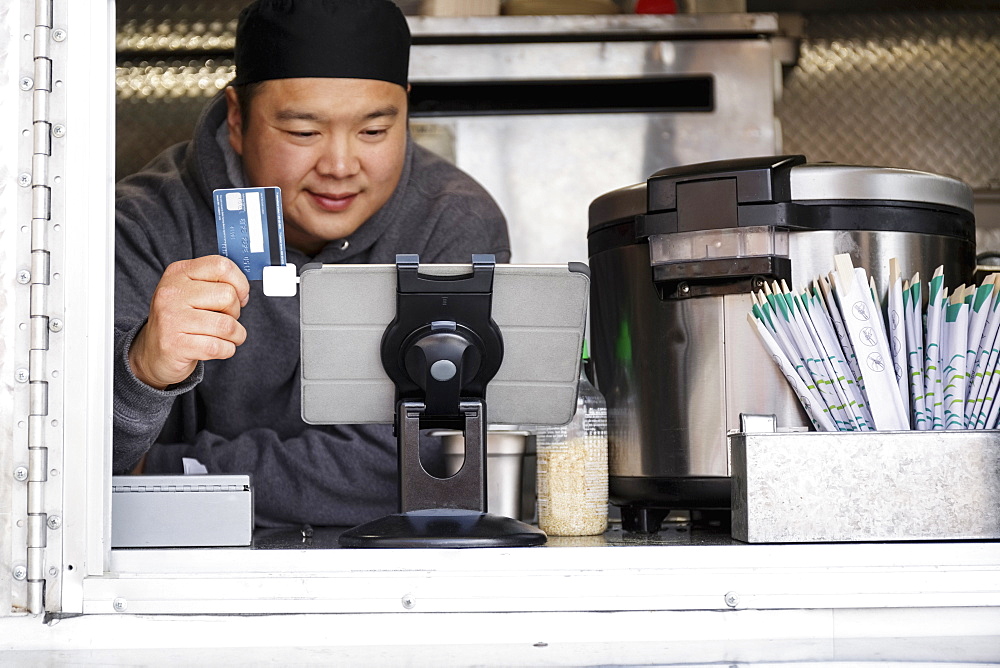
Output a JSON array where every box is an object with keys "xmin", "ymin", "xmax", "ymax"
[{"xmin": 1, "ymin": 0, "xmax": 999, "ymax": 663}]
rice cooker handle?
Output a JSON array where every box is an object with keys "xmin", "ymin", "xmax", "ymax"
[{"xmin": 639, "ymin": 155, "xmax": 804, "ymax": 299}]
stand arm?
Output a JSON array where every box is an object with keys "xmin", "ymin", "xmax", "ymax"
[{"xmin": 398, "ymin": 400, "xmax": 487, "ymax": 513}]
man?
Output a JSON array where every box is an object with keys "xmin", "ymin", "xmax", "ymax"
[{"xmin": 113, "ymin": 0, "xmax": 510, "ymax": 526}]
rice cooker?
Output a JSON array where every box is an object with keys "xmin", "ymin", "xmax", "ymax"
[{"xmin": 587, "ymin": 155, "xmax": 976, "ymax": 532}]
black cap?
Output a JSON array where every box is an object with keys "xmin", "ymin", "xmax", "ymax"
[{"xmin": 232, "ymin": 0, "xmax": 410, "ymax": 88}]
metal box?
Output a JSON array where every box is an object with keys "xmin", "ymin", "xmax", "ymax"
[
  {"xmin": 731, "ymin": 431, "xmax": 1000, "ymax": 543},
  {"xmin": 111, "ymin": 475, "xmax": 253, "ymax": 548}
]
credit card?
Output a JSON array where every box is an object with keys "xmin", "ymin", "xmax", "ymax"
[{"xmin": 213, "ymin": 187, "xmax": 286, "ymax": 280}]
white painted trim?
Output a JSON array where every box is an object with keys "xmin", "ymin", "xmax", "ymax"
[{"xmin": 59, "ymin": 0, "xmax": 115, "ymax": 612}]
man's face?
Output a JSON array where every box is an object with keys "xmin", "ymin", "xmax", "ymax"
[{"xmin": 226, "ymin": 78, "xmax": 408, "ymax": 255}]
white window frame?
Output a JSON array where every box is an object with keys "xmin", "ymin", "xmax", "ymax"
[{"xmin": 59, "ymin": 0, "xmax": 115, "ymax": 613}]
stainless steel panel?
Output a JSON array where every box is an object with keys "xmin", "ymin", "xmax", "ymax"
[
  {"xmin": 787, "ymin": 229, "xmax": 974, "ymax": 297},
  {"xmin": 413, "ymin": 38, "xmax": 777, "ymax": 263},
  {"xmin": 405, "ymin": 14, "xmax": 779, "ymax": 38},
  {"xmin": 114, "ymin": 10, "xmax": 779, "ymax": 52},
  {"xmin": 732, "ymin": 430, "xmax": 1000, "ymax": 543},
  {"xmin": 410, "ymin": 38, "xmax": 768, "ymax": 80}
]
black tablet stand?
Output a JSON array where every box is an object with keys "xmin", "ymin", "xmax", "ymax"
[{"xmin": 338, "ymin": 254, "xmax": 547, "ymax": 548}]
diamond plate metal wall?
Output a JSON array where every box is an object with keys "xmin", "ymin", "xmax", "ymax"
[
  {"xmin": 116, "ymin": 59, "xmax": 232, "ymax": 178},
  {"xmin": 116, "ymin": 0, "xmax": 238, "ymax": 178},
  {"xmin": 118, "ymin": 1, "xmax": 242, "ymax": 26},
  {"xmin": 778, "ymin": 12, "xmax": 1000, "ymax": 191}
]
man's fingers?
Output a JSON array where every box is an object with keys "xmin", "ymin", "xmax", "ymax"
[
  {"xmin": 169, "ymin": 255, "xmax": 251, "ymax": 307},
  {"xmin": 171, "ymin": 280, "xmax": 244, "ymax": 320},
  {"xmin": 178, "ymin": 332, "xmax": 240, "ymax": 362},
  {"xmin": 174, "ymin": 309, "xmax": 247, "ymax": 348},
  {"xmin": 132, "ymin": 256, "xmax": 252, "ymax": 389},
  {"xmin": 152, "ymin": 328, "xmax": 242, "ymax": 369}
]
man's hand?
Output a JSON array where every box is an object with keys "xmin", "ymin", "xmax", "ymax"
[{"xmin": 128, "ymin": 256, "xmax": 250, "ymax": 390}]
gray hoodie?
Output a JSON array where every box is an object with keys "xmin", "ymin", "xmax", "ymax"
[{"xmin": 113, "ymin": 93, "xmax": 510, "ymax": 527}]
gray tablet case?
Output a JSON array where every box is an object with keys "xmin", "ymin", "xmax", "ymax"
[{"xmin": 300, "ymin": 263, "xmax": 590, "ymax": 426}]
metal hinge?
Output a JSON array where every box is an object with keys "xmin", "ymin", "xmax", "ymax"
[{"xmin": 22, "ymin": 0, "xmax": 55, "ymax": 616}]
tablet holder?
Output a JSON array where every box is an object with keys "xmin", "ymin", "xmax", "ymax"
[{"xmin": 338, "ymin": 254, "xmax": 547, "ymax": 548}]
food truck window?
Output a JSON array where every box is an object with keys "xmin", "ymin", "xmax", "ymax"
[
  {"xmin": 32, "ymin": 0, "xmax": 782, "ymax": 616},
  {"xmin": 13, "ymin": 0, "xmax": 693, "ymax": 615}
]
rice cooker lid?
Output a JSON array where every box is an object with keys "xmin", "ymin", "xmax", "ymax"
[
  {"xmin": 790, "ymin": 163, "xmax": 973, "ymax": 210},
  {"xmin": 588, "ymin": 155, "xmax": 975, "ymax": 233}
]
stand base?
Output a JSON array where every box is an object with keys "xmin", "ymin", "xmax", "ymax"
[{"xmin": 339, "ymin": 509, "xmax": 547, "ymax": 548}]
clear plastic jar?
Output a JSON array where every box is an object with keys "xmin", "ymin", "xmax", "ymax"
[{"xmin": 535, "ymin": 361, "xmax": 609, "ymax": 536}]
